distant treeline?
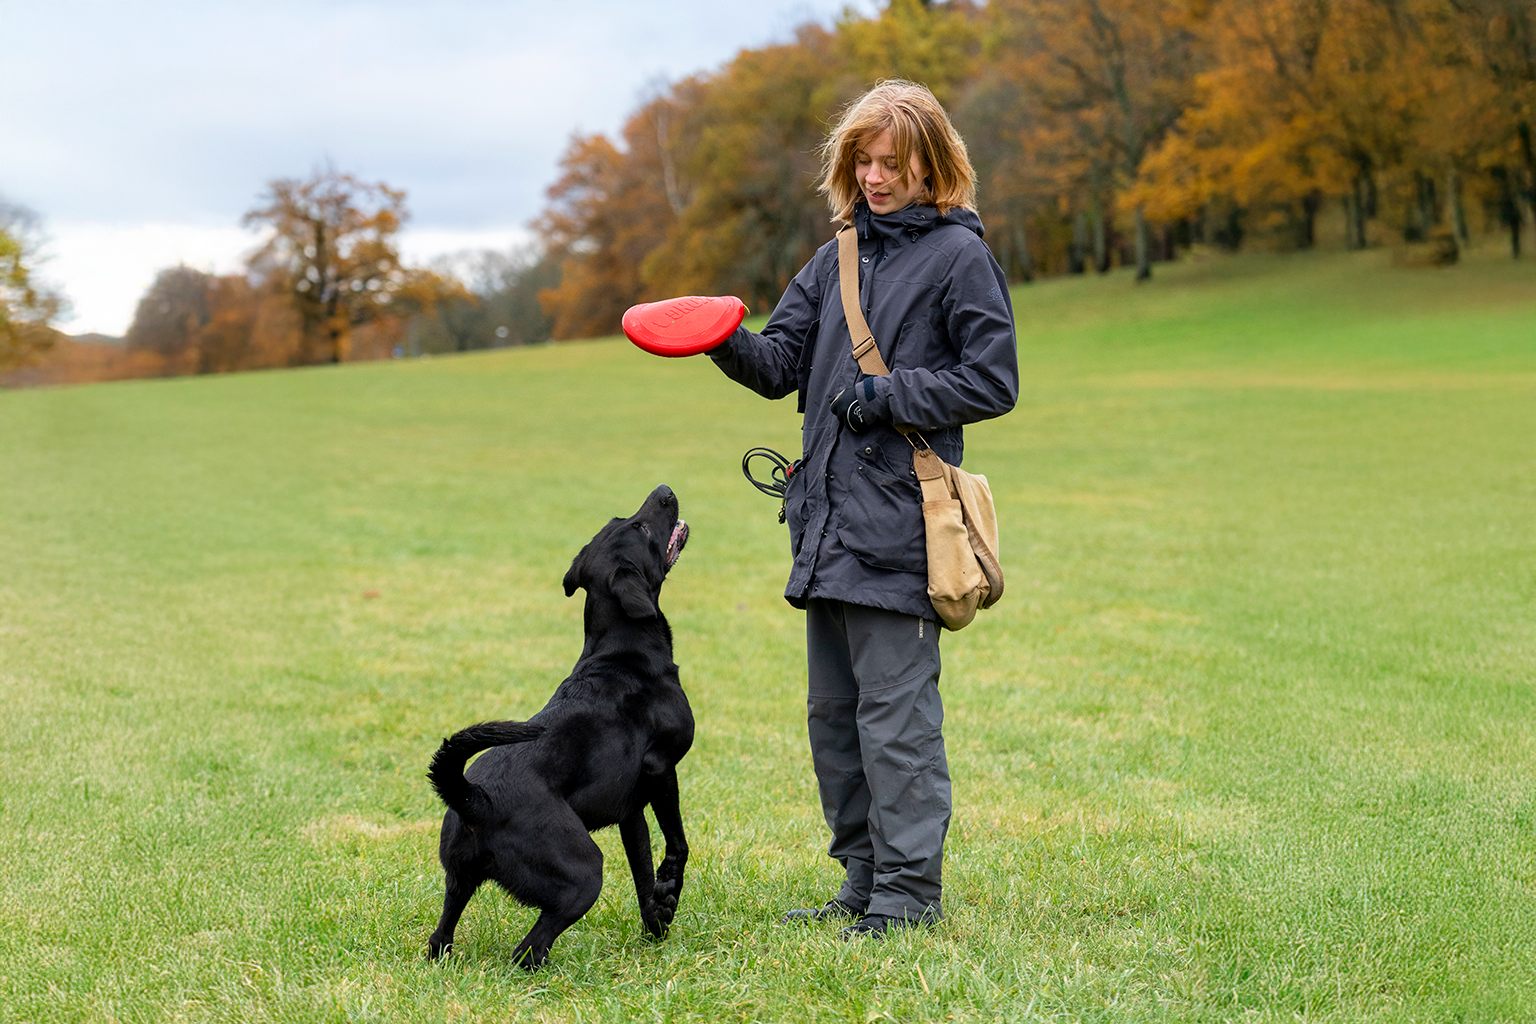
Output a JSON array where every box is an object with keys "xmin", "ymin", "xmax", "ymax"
[
  {"xmin": 3, "ymin": 170, "xmax": 561, "ymax": 383},
  {"xmin": 111, "ymin": 170, "xmax": 560, "ymax": 376},
  {"xmin": 538, "ymin": 0, "xmax": 1536, "ymax": 337}
]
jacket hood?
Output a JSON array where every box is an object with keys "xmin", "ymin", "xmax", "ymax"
[{"xmin": 854, "ymin": 201, "xmax": 985, "ymax": 244}]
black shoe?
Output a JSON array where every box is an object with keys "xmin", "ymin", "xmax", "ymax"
[
  {"xmin": 839, "ymin": 913, "xmax": 936, "ymax": 940},
  {"xmin": 780, "ymin": 898, "xmax": 862, "ymax": 924}
]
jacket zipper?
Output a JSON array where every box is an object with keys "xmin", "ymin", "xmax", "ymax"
[{"xmin": 864, "ymin": 237, "xmax": 885, "ymax": 318}]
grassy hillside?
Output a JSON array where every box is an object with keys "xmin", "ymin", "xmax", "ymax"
[{"xmin": 1, "ymin": 247, "xmax": 1533, "ymax": 1023}]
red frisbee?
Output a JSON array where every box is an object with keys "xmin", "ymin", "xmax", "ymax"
[{"xmin": 622, "ymin": 295, "xmax": 747, "ymax": 357}]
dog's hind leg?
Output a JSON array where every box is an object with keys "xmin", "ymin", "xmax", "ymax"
[
  {"xmin": 619, "ymin": 809, "xmax": 665, "ymax": 937},
  {"xmin": 428, "ymin": 870, "xmax": 481, "ymax": 960},
  {"xmin": 503, "ymin": 812, "xmax": 604, "ymax": 970},
  {"xmin": 647, "ymin": 768, "xmax": 689, "ymax": 931}
]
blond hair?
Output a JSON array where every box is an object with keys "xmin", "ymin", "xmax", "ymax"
[{"xmin": 819, "ymin": 80, "xmax": 977, "ymax": 224}]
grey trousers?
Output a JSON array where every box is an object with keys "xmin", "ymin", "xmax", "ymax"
[{"xmin": 806, "ymin": 598, "xmax": 950, "ymax": 920}]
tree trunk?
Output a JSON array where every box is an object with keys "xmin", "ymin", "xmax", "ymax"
[
  {"xmin": 1070, "ymin": 212, "xmax": 1087, "ymax": 274},
  {"xmin": 295, "ymin": 312, "xmax": 324, "ymax": 366},
  {"xmin": 1134, "ymin": 207, "xmax": 1151, "ymax": 282},
  {"xmin": 1494, "ymin": 167, "xmax": 1523, "ymax": 258},
  {"xmin": 1410, "ymin": 171, "xmax": 1438, "ymax": 241},
  {"xmin": 1446, "ymin": 166, "xmax": 1469, "ymax": 244},
  {"xmin": 1088, "ymin": 163, "xmax": 1110, "ymax": 273},
  {"xmin": 1346, "ymin": 168, "xmax": 1376, "ymax": 249},
  {"xmin": 1300, "ymin": 191, "xmax": 1320, "ymax": 248},
  {"xmin": 1092, "ymin": 201, "xmax": 1108, "ymax": 273},
  {"xmin": 1520, "ymin": 122, "xmax": 1536, "ymax": 199},
  {"xmin": 1354, "ymin": 177, "xmax": 1369, "ymax": 248},
  {"xmin": 1344, "ymin": 191, "xmax": 1367, "ymax": 251},
  {"xmin": 1011, "ymin": 219, "xmax": 1034, "ymax": 283}
]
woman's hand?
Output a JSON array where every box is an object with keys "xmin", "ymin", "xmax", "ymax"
[{"xmin": 830, "ymin": 378, "xmax": 880, "ymax": 432}]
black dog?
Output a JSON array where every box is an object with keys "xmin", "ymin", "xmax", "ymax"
[{"xmin": 425, "ymin": 485, "xmax": 693, "ymax": 968}]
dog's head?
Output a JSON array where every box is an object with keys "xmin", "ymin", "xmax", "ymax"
[{"xmin": 562, "ymin": 485, "xmax": 688, "ymax": 619}]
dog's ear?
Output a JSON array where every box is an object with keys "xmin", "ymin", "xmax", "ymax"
[
  {"xmin": 563, "ymin": 543, "xmax": 590, "ymax": 597},
  {"xmin": 610, "ymin": 568, "xmax": 658, "ymax": 619}
]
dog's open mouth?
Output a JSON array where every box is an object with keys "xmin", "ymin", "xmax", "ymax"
[{"xmin": 666, "ymin": 520, "xmax": 688, "ymax": 569}]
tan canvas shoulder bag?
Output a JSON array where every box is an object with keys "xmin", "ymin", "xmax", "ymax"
[{"xmin": 836, "ymin": 225, "xmax": 1004, "ymax": 630}]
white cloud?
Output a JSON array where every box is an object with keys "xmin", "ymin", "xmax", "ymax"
[
  {"xmin": 398, "ymin": 226, "xmax": 536, "ymax": 266},
  {"xmin": 46, "ymin": 222, "xmax": 258, "ymax": 336}
]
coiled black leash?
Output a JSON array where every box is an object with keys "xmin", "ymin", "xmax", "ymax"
[{"xmin": 741, "ymin": 447, "xmax": 801, "ymax": 523}]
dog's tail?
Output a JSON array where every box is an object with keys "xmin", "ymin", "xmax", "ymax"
[{"xmin": 427, "ymin": 720, "xmax": 544, "ymax": 825}]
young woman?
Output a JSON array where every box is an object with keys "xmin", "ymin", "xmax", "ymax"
[{"xmin": 708, "ymin": 80, "xmax": 1018, "ymax": 937}]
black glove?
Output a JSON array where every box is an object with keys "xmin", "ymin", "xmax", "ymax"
[{"xmin": 830, "ymin": 379, "xmax": 877, "ymax": 433}]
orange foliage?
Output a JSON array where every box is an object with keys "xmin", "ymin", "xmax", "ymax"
[
  {"xmin": 836, "ymin": 0, "xmax": 983, "ymax": 104},
  {"xmin": 243, "ymin": 167, "xmax": 408, "ymax": 364},
  {"xmin": 123, "ymin": 266, "xmax": 305, "ymax": 373},
  {"xmin": 1137, "ymin": 0, "xmax": 1534, "ymax": 249},
  {"xmin": 13, "ymin": 168, "xmax": 490, "ymax": 388},
  {"xmin": 536, "ymin": 128, "xmax": 678, "ymax": 339},
  {"xmin": 640, "ymin": 27, "xmax": 852, "ymax": 311},
  {"xmin": 534, "ymin": 0, "xmax": 1534, "ymax": 324},
  {"xmin": 0, "ymin": 336, "xmax": 167, "ymax": 388},
  {"xmin": 538, "ymin": 3, "xmax": 989, "ymax": 337}
]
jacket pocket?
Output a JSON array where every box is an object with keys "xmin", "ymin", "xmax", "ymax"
[{"xmin": 836, "ymin": 455, "xmax": 926, "ymax": 572}]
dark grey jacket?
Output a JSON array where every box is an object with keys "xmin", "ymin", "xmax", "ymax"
[{"xmin": 711, "ymin": 201, "xmax": 1019, "ymax": 620}]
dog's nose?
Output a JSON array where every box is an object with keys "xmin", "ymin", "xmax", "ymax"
[{"xmin": 653, "ymin": 484, "xmax": 676, "ymax": 508}]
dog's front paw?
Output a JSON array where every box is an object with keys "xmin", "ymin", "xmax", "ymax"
[
  {"xmin": 657, "ymin": 856, "xmax": 685, "ymax": 891},
  {"xmin": 640, "ymin": 899, "xmax": 668, "ymax": 939},
  {"xmin": 641, "ymin": 877, "xmax": 681, "ymax": 938},
  {"xmin": 426, "ymin": 936, "xmax": 453, "ymax": 961},
  {"xmin": 652, "ymin": 876, "xmax": 683, "ymax": 927}
]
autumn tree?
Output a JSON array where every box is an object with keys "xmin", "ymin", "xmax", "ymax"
[
  {"xmin": 116, "ymin": 168, "xmax": 460, "ymax": 378},
  {"xmin": 1133, "ymin": 0, "xmax": 1346, "ymax": 248},
  {"xmin": 0, "ymin": 199, "xmax": 66, "ymax": 370},
  {"xmin": 639, "ymin": 26, "xmax": 853, "ymax": 309},
  {"xmin": 537, "ymin": 119, "xmax": 682, "ymax": 339},
  {"xmin": 124, "ymin": 265, "xmax": 303, "ymax": 373},
  {"xmin": 1443, "ymin": 0, "xmax": 1536, "ymax": 255},
  {"xmin": 837, "ymin": 0, "xmax": 983, "ymax": 104},
  {"xmin": 1004, "ymin": 0, "xmax": 1205, "ymax": 281},
  {"xmin": 125, "ymin": 265, "xmax": 212, "ymax": 360},
  {"xmin": 954, "ymin": 19, "xmax": 1053, "ymax": 279},
  {"xmin": 243, "ymin": 168, "xmax": 407, "ymax": 363},
  {"xmin": 384, "ymin": 265, "xmax": 477, "ymax": 354}
]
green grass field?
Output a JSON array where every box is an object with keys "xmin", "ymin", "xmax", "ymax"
[{"xmin": 2, "ymin": 246, "xmax": 1533, "ymax": 1023}]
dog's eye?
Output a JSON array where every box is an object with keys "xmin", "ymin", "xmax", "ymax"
[{"xmin": 635, "ymin": 522, "xmax": 652, "ymax": 537}]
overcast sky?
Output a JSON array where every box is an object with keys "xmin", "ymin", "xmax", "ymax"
[{"xmin": 1, "ymin": 0, "xmax": 875, "ymax": 335}]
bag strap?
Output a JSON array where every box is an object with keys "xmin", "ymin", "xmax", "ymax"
[
  {"xmin": 837, "ymin": 225, "xmax": 891, "ymax": 377},
  {"xmin": 911, "ymin": 447, "xmax": 952, "ymax": 504},
  {"xmin": 839, "ymin": 225, "xmax": 1003, "ymax": 611},
  {"xmin": 836, "ymin": 223, "xmax": 940, "ymax": 459}
]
